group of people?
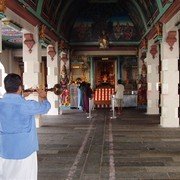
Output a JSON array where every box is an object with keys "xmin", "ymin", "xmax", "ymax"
[
  {"xmin": 78, "ymin": 81, "xmax": 93, "ymax": 113},
  {"xmin": 71, "ymin": 78, "xmax": 124, "ymax": 115},
  {"xmin": 70, "ymin": 79, "xmax": 93, "ymax": 113}
]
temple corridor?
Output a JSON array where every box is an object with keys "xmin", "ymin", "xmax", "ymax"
[{"xmin": 38, "ymin": 109, "xmax": 180, "ymax": 180}]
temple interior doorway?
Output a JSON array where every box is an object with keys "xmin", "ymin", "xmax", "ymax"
[{"xmin": 94, "ymin": 57, "xmax": 115, "ymax": 88}]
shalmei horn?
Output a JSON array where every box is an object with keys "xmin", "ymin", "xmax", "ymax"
[{"xmin": 23, "ymin": 84, "xmax": 62, "ymax": 95}]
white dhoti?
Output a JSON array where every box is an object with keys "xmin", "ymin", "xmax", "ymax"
[{"xmin": 0, "ymin": 152, "xmax": 37, "ymax": 180}]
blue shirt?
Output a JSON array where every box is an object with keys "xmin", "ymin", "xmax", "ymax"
[{"xmin": 0, "ymin": 93, "xmax": 51, "ymax": 159}]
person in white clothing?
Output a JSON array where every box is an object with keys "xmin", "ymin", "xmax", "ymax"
[
  {"xmin": 0, "ymin": 73, "xmax": 51, "ymax": 180},
  {"xmin": 115, "ymin": 79, "xmax": 124, "ymax": 115}
]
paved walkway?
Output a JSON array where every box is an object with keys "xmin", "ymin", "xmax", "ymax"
[{"xmin": 38, "ymin": 108, "xmax": 180, "ymax": 180}]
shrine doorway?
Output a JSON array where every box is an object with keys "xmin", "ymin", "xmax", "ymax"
[
  {"xmin": 94, "ymin": 57, "xmax": 116, "ymax": 108},
  {"xmin": 94, "ymin": 58, "xmax": 116, "ymax": 88}
]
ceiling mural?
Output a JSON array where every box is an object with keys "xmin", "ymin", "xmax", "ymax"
[
  {"xmin": 124, "ymin": 1, "xmax": 145, "ymax": 38},
  {"xmin": 59, "ymin": 0, "xmax": 86, "ymax": 38},
  {"xmin": 70, "ymin": 17, "xmax": 138, "ymax": 42},
  {"xmin": 2, "ymin": 25, "xmax": 22, "ymax": 47},
  {"xmin": 2, "ymin": 0, "xmax": 175, "ymax": 48},
  {"xmin": 70, "ymin": 3, "xmax": 139, "ymax": 43}
]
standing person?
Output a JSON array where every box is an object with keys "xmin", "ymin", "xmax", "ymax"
[
  {"xmin": 83, "ymin": 83, "xmax": 93, "ymax": 113},
  {"xmin": 0, "ymin": 73, "xmax": 51, "ymax": 180},
  {"xmin": 115, "ymin": 79, "xmax": 125, "ymax": 115},
  {"xmin": 76, "ymin": 78, "xmax": 82, "ymax": 110},
  {"xmin": 70, "ymin": 81, "xmax": 78, "ymax": 108},
  {"xmin": 79, "ymin": 81, "xmax": 86, "ymax": 111}
]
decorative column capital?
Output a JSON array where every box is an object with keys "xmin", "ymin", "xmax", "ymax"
[
  {"xmin": 48, "ymin": 45, "xmax": 56, "ymax": 60},
  {"xmin": 0, "ymin": 0, "xmax": 6, "ymax": 13},
  {"xmin": 61, "ymin": 53, "xmax": 68, "ymax": 64},
  {"xmin": 166, "ymin": 31, "xmax": 177, "ymax": 51},
  {"xmin": 140, "ymin": 52, "xmax": 147, "ymax": 61},
  {"xmin": 155, "ymin": 22, "xmax": 163, "ymax": 36},
  {"xmin": 150, "ymin": 44, "xmax": 158, "ymax": 59},
  {"xmin": 24, "ymin": 33, "xmax": 35, "ymax": 53},
  {"xmin": 0, "ymin": 0, "xmax": 6, "ymax": 19},
  {"xmin": 141, "ymin": 38, "xmax": 148, "ymax": 52},
  {"xmin": 59, "ymin": 39, "xmax": 69, "ymax": 52},
  {"xmin": 39, "ymin": 24, "xmax": 46, "ymax": 40},
  {"xmin": 154, "ymin": 22, "xmax": 163, "ymax": 43}
]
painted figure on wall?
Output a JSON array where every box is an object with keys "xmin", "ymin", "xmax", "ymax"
[
  {"xmin": 70, "ymin": 2, "xmax": 139, "ymax": 42},
  {"xmin": 114, "ymin": 22, "xmax": 122, "ymax": 40},
  {"xmin": 60, "ymin": 64, "xmax": 70, "ymax": 106},
  {"xmin": 70, "ymin": 81, "xmax": 78, "ymax": 108},
  {"xmin": 124, "ymin": 23, "xmax": 133, "ymax": 40},
  {"xmin": 76, "ymin": 23, "xmax": 88, "ymax": 40},
  {"xmin": 99, "ymin": 30, "xmax": 109, "ymax": 49},
  {"xmin": 137, "ymin": 61, "xmax": 147, "ymax": 107}
]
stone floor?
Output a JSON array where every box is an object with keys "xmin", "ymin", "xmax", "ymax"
[{"xmin": 38, "ymin": 108, "xmax": 180, "ymax": 180}]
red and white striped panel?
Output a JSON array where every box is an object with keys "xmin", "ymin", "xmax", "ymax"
[{"xmin": 94, "ymin": 88, "xmax": 115, "ymax": 108}]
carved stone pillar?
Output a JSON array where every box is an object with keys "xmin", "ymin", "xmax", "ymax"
[
  {"xmin": 137, "ymin": 39, "xmax": 147, "ymax": 108},
  {"xmin": 160, "ymin": 27, "xmax": 179, "ymax": 127},
  {"xmin": 22, "ymin": 27, "xmax": 42, "ymax": 127},
  {"xmin": 146, "ymin": 39, "xmax": 159, "ymax": 114},
  {"xmin": 47, "ymin": 43, "xmax": 59, "ymax": 115},
  {"xmin": 0, "ymin": 20, "xmax": 2, "ymax": 53},
  {"xmin": 90, "ymin": 56, "xmax": 95, "ymax": 89}
]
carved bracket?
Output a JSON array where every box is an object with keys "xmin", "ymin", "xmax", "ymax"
[
  {"xmin": 61, "ymin": 53, "xmax": 68, "ymax": 64},
  {"xmin": 39, "ymin": 24, "xmax": 46, "ymax": 40},
  {"xmin": 59, "ymin": 39, "xmax": 68, "ymax": 51},
  {"xmin": 140, "ymin": 52, "xmax": 147, "ymax": 61},
  {"xmin": 166, "ymin": 31, "xmax": 177, "ymax": 51},
  {"xmin": 48, "ymin": 45, "xmax": 56, "ymax": 60},
  {"xmin": 140, "ymin": 38, "xmax": 148, "ymax": 53},
  {"xmin": 0, "ymin": 0, "xmax": 6, "ymax": 13},
  {"xmin": 150, "ymin": 44, "xmax": 158, "ymax": 59},
  {"xmin": 155, "ymin": 22, "xmax": 163, "ymax": 36},
  {"xmin": 24, "ymin": 33, "xmax": 35, "ymax": 53}
]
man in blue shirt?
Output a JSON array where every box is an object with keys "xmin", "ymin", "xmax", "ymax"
[{"xmin": 0, "ymin": 73, "xmax": 51, "ymax": 180}]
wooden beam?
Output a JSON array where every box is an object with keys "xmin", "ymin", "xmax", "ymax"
[{"xmin": 6, "ymin": 0, "xmax": 59, "ymax": 41}]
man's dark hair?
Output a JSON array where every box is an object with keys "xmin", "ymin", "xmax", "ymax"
[
  {"xmin": 118, "ymin": 79, "xmax": 122, "ymax": 84},
  {"xmin": 4, "ymin": 73, "xmax": 22, "ymax": 93}
]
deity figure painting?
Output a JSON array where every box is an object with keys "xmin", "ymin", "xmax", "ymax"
[
  {"xmin": 124, "ymin": 23, "xmax": 133, "ymax": 40},
  {"xmin": 60, "ymin": 64, "xmax": 70, "ymax": 106},
  {"xmin": 76, "ymin": 23, "xmax": 89, "ymax": 40},
  {"xmin": 99, "ymin": 30, "xmax": 109, "ymax": 49},
  {"xmin": 137, "ymin": 62, "xmax": 147, "ymax": 107},
  {"xmin": 113, "ymin": 21, "xmax": 134, "ymax": 40},
  {"xmin": 113, "ymin": 22, "xmax": 122, "ymax": 40}
]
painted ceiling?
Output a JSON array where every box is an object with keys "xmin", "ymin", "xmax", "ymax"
[
  {"xmin": 2, "ymin": 23, "xmax": 22, "ymax": 48},
  {"xmin": 2, "ymin": 0, "xmax": 175, "ymax": 47}
]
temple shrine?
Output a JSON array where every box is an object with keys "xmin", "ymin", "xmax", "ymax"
[
  {"xmin": 0, "ymin": 1, "xmax": 180, "ymax": 179},
  {"xmin": 0, "ymin": 0, "xmax": 179, "ymax": 126}
]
